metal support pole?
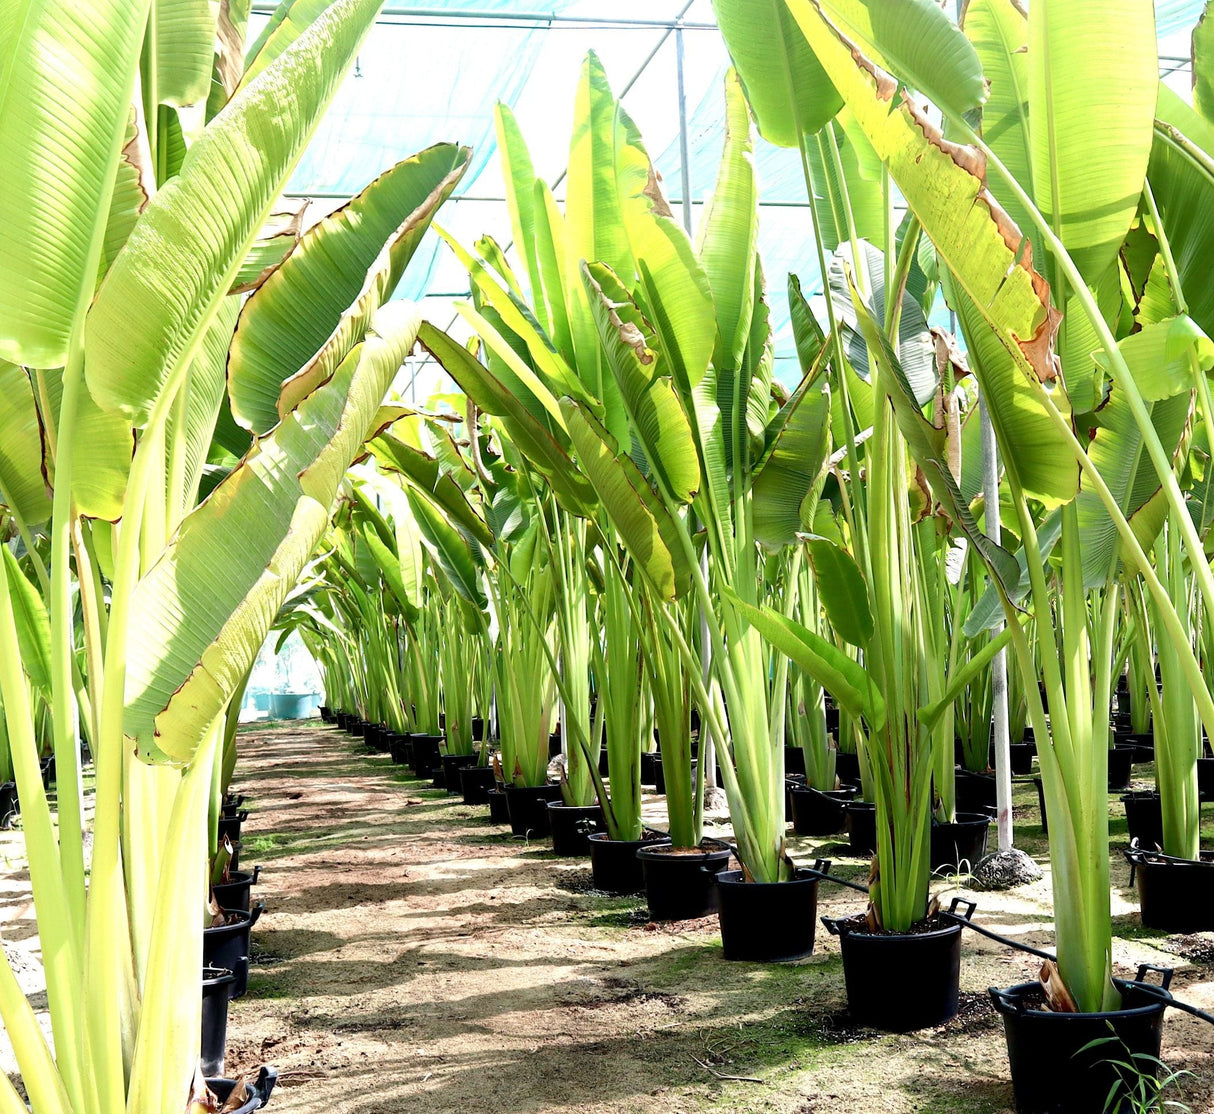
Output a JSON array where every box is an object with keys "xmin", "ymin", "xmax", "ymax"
[{"xmin": 981, "ymin": 390, "xmax": 1014, "ymax": 852}]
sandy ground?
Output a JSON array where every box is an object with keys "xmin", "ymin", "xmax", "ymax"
[{"xmin": 2, "ymin": 721, "xmax": 1213, "ymax": 1113}]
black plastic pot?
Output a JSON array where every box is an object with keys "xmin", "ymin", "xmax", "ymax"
[
  {"xmin": 486, "ymin": 787, "xmax": 510, "ymax": 824},
  {"xmin": 990, "ymin": 975, "xmax": 1172, "ymax": 1114},
  {"xmin": 206, "ymin": 1067, "xmax": 278, "ymax": 1113},
  {"xmin": 319, "ymin": 705, "xmax": 333, "ymax": 723},
  {"xmin": 201, "ymin": 966, "xmax": 237, "ymax": 1077},
  {"xmin": 790, "ymin": 784, "xmax": 858, "ymax": 836},
  {"xmin": 844, "ymin": 800, "xmax": 877, "ymax": 855},
  {"xmin": 202, "ymin": 905, "xmax": 262, "ymax": 999},
  {"xmin": 548, "ymin": 732, "xmax": 562, "ymax": 759},
  {"xmin": 547, "ymin": 802, "xmax": 604, "ymax": 856},
  {"xmin": 471, "ymin": 716, "xmax": 486, "ymax": 741},
  {"xmin": 220, "ymin": 793, "xmax": 245, "ymax": 819},
  {"xmin": 40, "ymin": 755, "xmax": 56, "ymax": 790},
  {"xmin": 227, "ymin": 840, "xmax": 242, "ymax": 873},
  {"xmin": 350, "ymin": 719, "xmax": 368, "ymax": 738},
  {"xmin": 1125, "ymin": 847, "xmax": 1214, "ymax": 933},
  {"xmin": 587, "ymin": 832, "xmax": 655, "ymax": 893},
  {"xmin": 955, "ymin": 768, "xmax": 997, "ymax": 812},
  {"xmin": 989, "ymin": 741, "xmax": 1035, "ymax": 776},
  {"xmin": 639, "ymin": 751, "xmax": 659, "ymax": 786},
  {"xmin": 835, "ymin": 751, "xmax": 860, "ymax": 785},
  {"xmin": 1121, "ymin": 791, "xmax": 1164, "ymax": 851},
  {"xmin": 409, "ymin": 734, "xmax": 443, "ymax": 779},
  {"xmin": 387, "ymin": 733, "xmax": 412, "ymax": 766},
  {"xmin": 1033, "ymin": 777, "xmax": 1049, "ymax": 835},
  {"xmin": 653, "ymin": 756, "xmax": 696, "ymax": 796},
  {"xmin": 637, "ymin": 837, "xmax": 732, "ymax": 921},
  {"xmin": 212, "ymin": 866, "xmax": 262, "ymax": 915},
  {"xmin": 930, "ymin": 812, "xmax": 992, "ymax": 871},
  {"xmin": 1114, "ymin": 731, "xmax": 1154, "ymax": 764},
  {"xmin": 335, "ymin": 711, "xmax": 350, "ymax": 730},
  {"xmin": 716, "ymin": 868, "xmax": 820, "ymax": 961},
  {"xmin": 783, "ymin": 746, "xmax": 807, "ymax": 777},
  {"xmin": 1197, "ymin": 756, "xmax": 1214, "ymax": 801},
  {"xmin": 0, "ymin": 782, "xmax": 18, "ymax": 828},
  {"xmin": 459, "ymin": 764, "xmax": 496, "ymax": 805},
  {"xmin": 1107, "ymin": 744, "xmax": 1135, "ymax": 792},
  {"xmin": 824, "ymin": 915, "xmax": 963, "ymax": 1031},
  {"xmin": 784, "ymin": 775, "xmax": 804, "ymax": 821},
  {"xmin": 504, "ymin": 783, "xmax": 563, "ymax": 837},
  {"xmin": 440, "ymin": 753, "xmax": 478, "ymax": 794},
  {"xmin": 217, "ymin": 809, "xmax": 249, "ymax": 845}
]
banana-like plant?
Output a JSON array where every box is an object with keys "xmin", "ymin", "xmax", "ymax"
[
  {"xmin": 736, "ymin": 0, "xmax": 1214, "ymax": 1011},
  {"xmin": 0, "ymin": 1, "xmax": 467, "ymax": 1107}
]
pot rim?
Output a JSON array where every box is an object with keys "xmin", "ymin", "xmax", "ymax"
[
  {"xmin": 822, "ymin": 913, "xmax": 963, "ymax": 943},
  {"xmin": 546, "ymin": 801, "xmax": 603, "ymax": 813},
  {"xmin": 1124, "ymin": 845, "xmax": 1214, "ymax": 868},
  {"xmin": 715, "ymin": 867, "xmax": 820, "ymax": 889},
  {"xmin": 989, "ymin": 977, "xmax": 1172, "ymax": 1020},
  {"xmin": 587, "ymin": 830, "xmax": 667, "ymax": 847},
  {"xmin": 635, "ymin": 836, "xmax": 731, "ymax": 861}
]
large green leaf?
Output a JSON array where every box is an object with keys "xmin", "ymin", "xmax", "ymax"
[
  {"xmin": 815, "ymin": 0, "xmax": 986, "ymax": 119},
  {"xmin": 2, "ymin": 548, "xmax": 52, "ymax": 696},
  {"xmin": 961, "ymin": 0, "xmax": 1041, "ymax": 267},
  {"xmin": 804, "ymin": 536, "xmax": 872, "ymax": 647},
  {"xmin": 229, "ymin": 143, "xmax": 470, "ymax": 433},
  {"xmin": 711, "ymin": 0, "xmax": 841, "ymax": 144},
  {"xmin": 416, "ymin": 323, "xmax": 597, "ymax": 516},
  {"xmin": 697, "ymin": 71, "xmax": 758, "ymax": 374},
  {"xmin": 723, "ymin": 587, "xmax": 885, "ymax": 730},
  {"xmin": 239, "ymin": 0, "xmax": 331, "ymax": 90},
  {"xmin": 0, "ymin": 0, "xmax": 151, "ymax": 367},
  {"xmin": 368, "ymin": 432, "xmax": 495, "ymax": 549},
  {"xmin": 561, "ymin": 400, "xmax": 692, "ymax": 601},
  {"xmin": 122, "ymin": 302, "xmax": 420, "ymax": 764},
  {"xmin": 785, "ymin": 0, "xmax": 1071, "ymax": 498},
  {"xmin": 582, "ymin": 264, "xmax": 702, "ymax": 505},
  {"xmin": 494, "ymin": 103, "xmax": 549, "ymax": 328},
  {"xmin": 1027, "ymin": 0, "xmax": 1157, "ymax": 284},
  {"xmin": 406, "ymin": 490, "xmax": 486, "ymax": 608},
  {"xmin": 752, "ymin": 373, "xmax": 831, "ymax": 548},
  {"xmin": 0, "ymin": 363, "xmax": 51, "ymax": 526},
  {"xmin": 153, "ymin": 0, "xmax": 222, "ymax": 108},
  {"xmin": 1195, "ymin": 3, "xmax": 1214, "ymax": 124},
  {"xmin": 85, "ymin": 0, "xmax": 384, "ymax": 422}
]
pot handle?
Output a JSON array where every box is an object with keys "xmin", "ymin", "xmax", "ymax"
[
  {"xmin": 821, "ymin": 916, "xmax": 843, "ymax": 937},
  {"xmin": 1134, "ymin": 963, "xmax": 1174, "ymax": 991},
  {"xmin": 251, "ymin": 865, "xmax": 262, "ymax": 885},
  {"xmin": 253, "ymin": 1065, "xmax": 278, "ymax": 1106},
  {"xmin": 248, "ymin": 902, "xmax": 266, "ymax": 927},
  {"xmin": 237, "ymin": 809, "xmax": 250, "ymax": 822},
  {"xmin": 987, "ymin": 986, "xmax": 1022, "ymax": 1014},
  {"xmin": 947, "ymin": 897, "xmax": 977, "ymax": 922}
]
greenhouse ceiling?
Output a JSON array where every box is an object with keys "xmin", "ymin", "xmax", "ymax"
[{"xmin": 254, "ymin": 0, "xmax": 1212, "ymax": 394}]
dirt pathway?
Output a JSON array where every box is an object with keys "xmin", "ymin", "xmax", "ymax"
[{"xmin": 223, "ymin": 724, "xmax": 1214, "ymax": 1112}]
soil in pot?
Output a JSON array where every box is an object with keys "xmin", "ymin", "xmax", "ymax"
[
  {"xmin": 440, "ymin": 753, "xmax": 478, "ymax": 794},
  {"xmin": 1107, "ymin": 745, "xmax": 1134, "ymax": 792},
  {"xmin": 1126, "ymin": 847, "xmax": 1214, "ymax": 933},
  {"xmin": 823, "ymin": 913, "xmax": 962, "ymax": 1031},
  {"xmin": 547, "ymin": 802, "xmax": 605, "ymax": 856},
  {"xmin": 503, "ymin": 783, "xmax": 563, "ymax": 837},
  {"xmin": 790, "ymin": 783, "xmax": 858, "ymax": 836},
  {"xmin": 587, "ymin": 831, "xmax": 664, "ymax": 894},
  {"xmin": 636, "ymin": 837, "xmax": 732, "ymax": 921},
  {"xmin": 990, "ymin": 977, "xmax": 1171, "ymax": 1114},
  {"xmin": 201, "ymin": 966, "xmax": 237, "ymax": 1077},
  {"xmin": 716, "ymin": 868, "xmax": 820, "ymax": 961},
  {"xmin": 844, "ymin": 801, "xmax": 877, "ymax": 855},
  {"xmin": 929, "ymin": 812, "xmax": 992, "ymax": 871},
  {"xmin": 458, "ymin": 764, "xmax": 496, "ymax": 805},
  {"xmin": 211, "ymin": 866, "xmax": 261, "ymax": 915},
  {"xmin": 486, "ymin": 786, "xmax": 510, "ymax": 824},
  {"xmin": 203, "ymin": 905, "xmax": 262, "ymax": 999},
  {"xmin": 1121, "ymin": 791, "xmax": 1164, "ymax": 850}
]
